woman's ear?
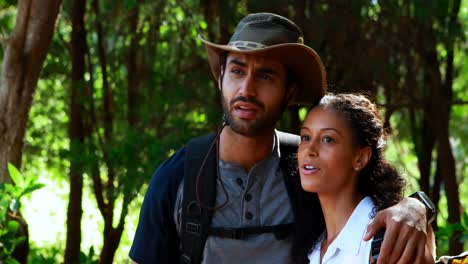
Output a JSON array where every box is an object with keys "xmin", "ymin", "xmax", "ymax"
[{"xmin": 353, "ymin": 146, "xmax": 372, "ymax": 171}]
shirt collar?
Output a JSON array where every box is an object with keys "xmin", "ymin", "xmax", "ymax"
[
  {"xmin": 332, "ymin": 196, "xmax": 375, "ymax": 255},
  {"xmin": 219, "ymin": 131, "xmax": 280, "ymax": 171}
]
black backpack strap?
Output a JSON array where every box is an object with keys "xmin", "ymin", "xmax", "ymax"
[
  {"xmin": 277, "ymin": 130, "xmax": 301, "ymax": 203},
  {"xmin": 207, "ymin": 223, "xmax": 293, "ymax": 240},
  {"xmin": 180, "ymin": 134, "xmax": 217, "ymax": 264},
  {"xmin": 369, "ymin": 228, "xmax": 385, "ymax": 263}
]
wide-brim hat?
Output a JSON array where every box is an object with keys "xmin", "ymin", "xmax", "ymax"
[{"xmin": 199, "ymin": 12, "xmax": 326, "ymax": 105}]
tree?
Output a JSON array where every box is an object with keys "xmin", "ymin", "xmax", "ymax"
[
  {"xmin": 0, "ymin": 1, "xmax": 62, "ymax": 262},
  {"xmin": 64, "ymin": 0, "xmax": 87, "ymax": 263}
]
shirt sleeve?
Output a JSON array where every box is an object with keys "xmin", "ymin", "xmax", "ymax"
[{"xmin": 129, "ymin": 147, "xmax": 186, "ymax": 263}]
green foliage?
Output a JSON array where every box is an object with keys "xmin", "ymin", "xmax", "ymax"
[
  {"xmin": 27, "ymin": 242, "xmax": 63, "ymax": 264},
  {"xmin": 435, "ymin": 210, "xmax": 468, "ymax": 256},
  {"xmin": 79, "ymin": 246, "xmax": 99, "ymax": 264},
  {"xmin": 0, "ymin": 164, "xmax": 44, "ymax": 263},
  {"xmin": 13, "ymin": 0, "xmax": 467, "ymax": 261}
]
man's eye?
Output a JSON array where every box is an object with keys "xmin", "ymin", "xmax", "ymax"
[
  {"xmin": 231, "ymin": 68, "xmax": 243, "ymax": 75},
  {"xmin": 259, "ymin": 74, "xmax": 272, "ymax": 80},
  {"xmin": 300, "ymin": 135, "xmax": 310, "ymax": 142},
  {"xmin": 321, "ymin": 136, "xmax": 334, "ymax": 143}
]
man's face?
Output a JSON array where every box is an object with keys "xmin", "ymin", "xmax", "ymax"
[{"xmin": 220, "ymin": 52, "xmax": 289, "ymax": 136}]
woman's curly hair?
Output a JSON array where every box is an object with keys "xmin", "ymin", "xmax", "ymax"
[{"xmin": 291, "ymin": 93, "xmax": 406, "ymax": 263}]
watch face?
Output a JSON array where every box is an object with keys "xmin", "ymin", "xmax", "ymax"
[{"xmin": 412, "ymin": 192, "xmax": 436, "ymax": 223}]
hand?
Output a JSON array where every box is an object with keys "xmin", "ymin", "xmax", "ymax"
[{"xmin": 364, "ymin": 197, "xmax": 429, "ymax": 264}]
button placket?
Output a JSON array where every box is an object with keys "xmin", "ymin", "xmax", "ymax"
[{"xmin": 243, "ymin": 169, "xmax": 259, "ymax": 225}]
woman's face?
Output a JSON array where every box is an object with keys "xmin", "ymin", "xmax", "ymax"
[{"xmin": 297, "ymin": 106, "xmax": 367, "ymax": 195}]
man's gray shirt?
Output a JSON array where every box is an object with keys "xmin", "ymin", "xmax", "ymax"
[{"xmin": 174, "ymin": 133, "xmax": 295, "ymax": 264}]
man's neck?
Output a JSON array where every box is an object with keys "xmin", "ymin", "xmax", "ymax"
[{"xmin": 219, "ymin": 126, "xmax": 275, "ymax": 171}]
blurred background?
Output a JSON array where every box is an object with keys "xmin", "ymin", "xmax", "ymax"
[{"xmin": 0, "ymin": 0, "xmax": 466, "ymax": 263}]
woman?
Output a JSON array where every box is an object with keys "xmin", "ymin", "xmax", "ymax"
[{"xmin": 292, "ymin": 93, "xmax": 435, "ymax": 263}]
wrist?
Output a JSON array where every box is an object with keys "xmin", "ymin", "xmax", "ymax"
[{"xmin": 409, "ymin": 191, "xmax": 436, "ymax": 224}]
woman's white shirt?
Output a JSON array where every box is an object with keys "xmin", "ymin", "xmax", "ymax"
[{"xmin": 308, "ymin": 196, "xmax": 375, "ymax": 264}]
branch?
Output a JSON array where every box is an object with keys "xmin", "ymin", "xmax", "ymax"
[{"xmin": 0, "ymin": 34, "xmax": 8, "ymax": 46}]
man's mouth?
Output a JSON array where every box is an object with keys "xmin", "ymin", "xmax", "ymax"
[{"xmin": 233, "ymin": 102, "xmax": 260, "ymax": 119}]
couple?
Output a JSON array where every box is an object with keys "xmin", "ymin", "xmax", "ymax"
[{"xmin": 130, "ymin": 13, "xmax": 435, "ymax": 264}]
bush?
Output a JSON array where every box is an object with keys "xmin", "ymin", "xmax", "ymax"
[{"xmin": 0, "ymin": 164, "xmax": 44, "ymax": 263}]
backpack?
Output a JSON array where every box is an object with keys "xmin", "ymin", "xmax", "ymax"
[{"xmin": 179, "ymin": 132, "xmax": 300, "ymax": 264}]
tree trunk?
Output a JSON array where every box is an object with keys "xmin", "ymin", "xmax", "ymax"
[
  {"xmin": 64, "ymin": 0, "xmax": 87, "ymax": 263},
  {"xmin": 421, "ymin": 13, "xmax": 462, "ymax": 254},
  {"xmin": 0, "ymin": 1, "xmax": 61, "ymax": 263},
  {"xmin": 99, "ymin": 199, "xmax": 129, "ymax": 264},
  {"xmin": 439, "ymin": 0, "xmax": 462, "ymax": 254},
  {"xmin": 0, "ymin": 0, "xmax": 62, "ymax": 180}
]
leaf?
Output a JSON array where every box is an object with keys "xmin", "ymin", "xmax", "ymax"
[
  {"xmin": 7, "ymin": 163, "xmax": 22, "ymax": 186},
  {"xmin": 7, "ymin": 220, "xmax": 19, "ymax": 234},
  {"xmin": 6, "ymin": 257, "xmax": 20, "ymax": 264},
  {"xmin": 19, "ymin": 183, "xmax": 45, "ymax": 198}
]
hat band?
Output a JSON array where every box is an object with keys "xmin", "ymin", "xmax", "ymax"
[{"xmin": 228, "ymin": 41, "xmax": 267, "ymax": 50}]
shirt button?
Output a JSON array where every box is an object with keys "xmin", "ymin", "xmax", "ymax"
[
  {"xmin": 236, "ymin": 178, "xmax": 243, "ymax": 186},
  {"xmin": 245, "ymin": 212, "xmax": 253, "ymax": 220},
  {"xmin": 245, "ymin": 193, "xmax": 252, "ymax": 202}
]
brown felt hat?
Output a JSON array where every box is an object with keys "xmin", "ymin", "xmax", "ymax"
[{"xmin": 199, "ymin": 12, "xmax": 326, "ymax": 105}]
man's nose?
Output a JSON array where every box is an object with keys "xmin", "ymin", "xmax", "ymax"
[{"xmin": 238, "ymin": 74, "xmax": 256, "ymax": 97}]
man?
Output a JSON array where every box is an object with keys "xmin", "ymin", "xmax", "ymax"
[{"xmin": 130, "ymin": 13, "xmax": 433, "ymax": 264}]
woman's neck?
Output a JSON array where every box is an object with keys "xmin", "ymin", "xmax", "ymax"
[
  {"xmin": 219, "ymin": 126, "xmax": 275, "ymax": 170},
  {"xmin": 318, "ymin": 188, "xmax": 363, "ymax": 261}
]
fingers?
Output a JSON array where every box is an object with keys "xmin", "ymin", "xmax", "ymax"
[
  {"xmin": 387, "ymin": 225, "xmax": 411, "ymax": 263},
  {"xmin": 376, "ymin": 221, "xmax": 398, "ymax": 264},
  {"xmin": 394, "ymin": 232, "xmax": 419, "ymax": 264},
  {"xmin": 390, "ymin": 227, "xmax": 426, "ymax": 264},
  {"xmin": 365, "ymin": 213, "xmax": 385, "ymax": 241},
  {"xmin": 413, "ymin": 237, "xmax": 426, "ymax": 264}
]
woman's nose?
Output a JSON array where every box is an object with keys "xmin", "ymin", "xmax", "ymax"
[{"xmin": 306, "ymin": 141, "xmax": 318, "ymax": 157}]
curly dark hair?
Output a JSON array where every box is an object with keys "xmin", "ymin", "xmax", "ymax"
[{"xmin": 291, "ymin": 93, "xmax": 406, "ymax": 263}]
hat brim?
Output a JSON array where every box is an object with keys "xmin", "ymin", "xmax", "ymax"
[{"xmin": 199, "ymin": 35, "xmax": 326, "ymax": 105}]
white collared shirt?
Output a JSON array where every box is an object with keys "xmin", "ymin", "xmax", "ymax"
[{"xmin": 308, "ymin": 196, "xmax": 376, "ymax": 264}]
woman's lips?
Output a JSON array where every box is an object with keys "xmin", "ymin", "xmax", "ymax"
[{"xmin": 300, "ymin": 164, "xmax": 320, "ymax": 175}]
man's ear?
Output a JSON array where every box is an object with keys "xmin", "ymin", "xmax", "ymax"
[
  {"xmin": 285, "ymin": 83, "xmax": 298, "ymax": 104},
  {"xmin": 218, "ymin": 67, "xmax": 224, "ymax": 91},
  {"xmin": 354, "ymin": 146, "xmax": 372, "ymax": 171}
]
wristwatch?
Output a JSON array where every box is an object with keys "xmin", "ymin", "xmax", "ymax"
[{"xmin": 409, "ymin": 191, "xmax": 436, "ymax": 223}]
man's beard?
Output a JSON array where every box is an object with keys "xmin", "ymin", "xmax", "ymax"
[{"xmin": 221, "ymin": 95, "xmax": 283, "ymax": 136}]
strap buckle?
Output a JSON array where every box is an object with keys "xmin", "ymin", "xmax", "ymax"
[
  {"xmin": 185, "ymin": 222, "xmax": 201, "ymax": 236},
  {"xmin": 230, "ymin": 229, "xmax": 246, "ymax": 239},
  {"xmin": 180, "ymin": 253, "xmax": 191, "ymax": 264}
]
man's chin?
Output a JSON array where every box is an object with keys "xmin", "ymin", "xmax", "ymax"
[{"xmin": 228, "ymin": 119, "xmax": 273, "ymax": 137}]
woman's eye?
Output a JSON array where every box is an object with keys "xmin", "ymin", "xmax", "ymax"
[
  {"xmin": 259, "ymin": 74, "xmax": 272, "ymax": 80},
  {"xmin": 321, "ymin": 136, "xmax": 334, "ymax": 143},
  {"xmin": 300, "ymin": 135, "xmax": 310, "ymax": 142}
]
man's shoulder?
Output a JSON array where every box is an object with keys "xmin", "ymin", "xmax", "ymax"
[
  {"xmin": 150, "ymin": 133, "xmax": 216, "ymax": 184},
  {"xmin": 147, "ymin": 146, "xmax": 187, "ymax": 199},
  {"xmin": 276, "ymin": 130, "xmax": 300, "ymax": 147}
]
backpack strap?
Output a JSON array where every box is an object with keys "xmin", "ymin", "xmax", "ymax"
[
  {"xmin": 276, "ymin": 131, "xmax": 301, "ymax": 213},
  {"xmin": 180, "ymin": 134, "xmax": 217, "ymax": 264},
  {"xmin": 369, "ymin": 228, "xmax": 385, "ymax": 263},
  {"xmin": 208, "ymin": 223, "xmax": 293, "ymax": 240}
]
